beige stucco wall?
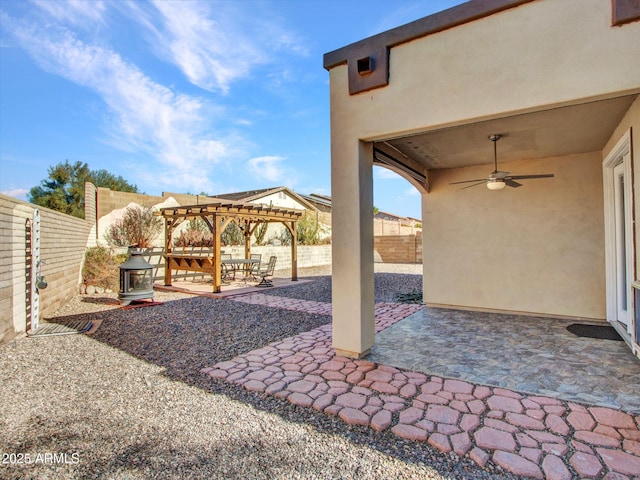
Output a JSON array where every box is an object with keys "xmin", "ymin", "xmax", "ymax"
[
  {"xmin": 423, "ymin": 152, "xmax": 605, "ymax": 318},
  {"xmin": 329, "ymin": 0, "xmax": 640, "ymax": 142},
  {"xmin": 328, "ymin": 0, "xmax": 639, "ymax": 354}
]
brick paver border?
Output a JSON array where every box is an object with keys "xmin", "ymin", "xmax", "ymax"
[{"xmin": 203, "ymin": 294, "xmax": 640, "ymax": 479}]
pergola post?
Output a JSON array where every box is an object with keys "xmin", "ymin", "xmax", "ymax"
[
  {"xmin": 212, "ymin": 214, "xmax": 222, "ymax": 293},
  {"xmin": 244, "ymin": 219, "xmax": 251, "ymax": 259},
  {"xmin": 164, "ymin": 218, "xmax": 173, "ymax": 286},
  {"xmin": 290, "ymin": 221, "xmax": 298, "ymax": 281}
]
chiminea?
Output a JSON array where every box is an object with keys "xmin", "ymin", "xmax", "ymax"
[{"xmin": 118, "ymin": 247, "xmax": 153, "ymax": 305}]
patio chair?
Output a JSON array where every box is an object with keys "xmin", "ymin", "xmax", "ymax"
[
  {"xmin": 249, "ymin": 253, "xmax": 262, "ymax": 281},
  {"xmin": 256, "ymin": 256, "xmax": 277, "ymax": 287},
  {"xmin": 221, "ymin": 253, "xmax": 234, "ymax": 282}
]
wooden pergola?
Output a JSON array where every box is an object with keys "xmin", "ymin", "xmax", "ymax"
[{"xmin": 158, "ymin": 202, "xmax": 302, "ymax": 293}]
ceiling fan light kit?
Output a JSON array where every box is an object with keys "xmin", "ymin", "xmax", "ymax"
[
  {"xmin": 486, "ymin": 179, "xmax": 506, "ymax": 190},
  {"xmin": 450, "ymin": 133, "xmax": 554, "ymax": 191}
]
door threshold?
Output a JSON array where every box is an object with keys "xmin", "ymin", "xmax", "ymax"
[{"xmin": 609, "ymin": 320, "xmax": 633, "ymax": 349}]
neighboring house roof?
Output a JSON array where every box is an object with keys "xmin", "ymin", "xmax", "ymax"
[
  {"xmin": 300, "ymin": 193, "xmax": 332, "ymax": 212},
  {"xmin": 211, "ymin": 186, "xmax": 318, "ymax": 212},
  {"xmin": 375, "ymin": 210, "xmax": 421, "ymax": 226},
  {"xmin": 375, "ymin": 210, "xmax": 405, "ymax": 221}
]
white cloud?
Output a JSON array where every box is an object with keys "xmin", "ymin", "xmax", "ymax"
[
  {"xmin": 402, "ymin": 186, "xmax": 420, "ymax": 197},
  {"xmin": 375, "ymin": 167, "xmax": 402, "ymax": 180},
  {"xmin": 4, "ymin": 14, "xmax": 233, "ymax": 192},
  {"xmin": 118, "ymin": 1, "xmax": 308, "ymax": 94},
  {"xmin": 247, "ymin": 156, "xmax": 289, "ymax": 183},
  {"xmin": 1, "ymin": 188, "xmax": 29, "ymax": 199},
  {"xmin": 32, "ymin": 0, "xmax": 107, "ymax": 27}
]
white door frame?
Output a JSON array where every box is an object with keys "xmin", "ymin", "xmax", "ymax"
[{"xmin": 603, "ymin": 129, "xmax": 634, "ymax": 335}]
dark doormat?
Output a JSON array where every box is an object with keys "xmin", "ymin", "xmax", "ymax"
[
  {"xmin": 566, "ymin": 323, "xmax": 624, "ymax": 341},
  {"xmin": 393, "ymin": 291, "xmax": 423, "ymax": 304},
  {"xmin": 28, "ymin": 319, "xmax": 102, "ymax": 338}
]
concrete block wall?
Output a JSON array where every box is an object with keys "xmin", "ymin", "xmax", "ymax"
[
  {"xmin": 144, "ymin": 244, "xmax": 333, "ymax": 282},
  {"xmin": 374, "ymin": 232, "xmax": 423, "ymax": 264},
  {"xmin": 0, "ymin": 195, "xmax": 91, "ymax": 344},
  {"xmin": 373, "ymin": 218, "xmax": 421, "ymax": 236},
  {"xmin": 0, "ymin": 197, "xmax": 33, "ymax": 344},
  {"xmin": 96, "ymin": 187, "xmax": 166, "ymax": 220}
]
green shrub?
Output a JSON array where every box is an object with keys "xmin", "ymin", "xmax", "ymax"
[
  {"xmin": 221, "ymin": 221, "xmax": 243, "ymax": 246},
  {"xmin": 82, "ymin": 246, "xmax": 123, "ymax": 290}
]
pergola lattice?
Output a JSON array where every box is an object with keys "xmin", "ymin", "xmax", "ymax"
[{"xmin": 158, "ymin": 202, "xmax": 302, "ymax": 292}]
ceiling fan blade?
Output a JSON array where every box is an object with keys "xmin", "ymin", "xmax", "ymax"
[
  {"xmin": 449, "ymin": 179, "xmax": 487, "ymax": 185},
  {"xmin": 461, "ymin": 181, "xmax": 487, "ymax": 189},
  {"xmin": 509, "ymin": 174, "xmax": 555, "ymax": 180},
  {"xmin": 505, "ymin": 179, "xmax": 522, "ymax": 188},
  {"xmin": 491, "ymin": 171, "xmax": 510, "ymax": 179}
]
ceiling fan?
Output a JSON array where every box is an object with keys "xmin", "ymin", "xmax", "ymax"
[{"xmin": 450, "ymin": 134, "xmax": 554, "ymax": 190}]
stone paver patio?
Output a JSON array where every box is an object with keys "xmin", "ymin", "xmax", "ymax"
[
  {"xmin": 203, "ymin": 293, "xmax": 640, "ymax": 479},
  {"xmin": 369, "ymin": 308, "xmax": 640, "ymax": 413}
]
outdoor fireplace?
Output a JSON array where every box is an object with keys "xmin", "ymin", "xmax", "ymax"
[{"xmin": 118, "ymin": 248, "xmax": 153, "ymax": 305}]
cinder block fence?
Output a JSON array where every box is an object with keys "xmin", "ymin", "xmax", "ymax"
[{"xmin": 0, "ymin": 195, "xmax": 92, "ymax": 344}]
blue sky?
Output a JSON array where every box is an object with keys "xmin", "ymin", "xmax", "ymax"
[{"xmin": 0, "ymin": 0, "xmax": 465, "ymax": 219}]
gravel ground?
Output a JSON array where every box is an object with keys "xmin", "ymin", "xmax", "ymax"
[{"xmin": 0, "ymin": 267, "xmax": 519, "ymax": 479}]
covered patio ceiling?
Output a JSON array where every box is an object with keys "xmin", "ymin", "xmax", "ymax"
[{"xmin": 375, "ymin": 94, "xmax": 637, "ymax": 178}]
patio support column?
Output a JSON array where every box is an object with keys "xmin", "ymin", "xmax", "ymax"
[
  {"xmin": 212, "ymin": 214, "xmax": 222, "ymax": 293},
  {"xmin": 331, "ymin": 140, "xmax": 375, "ymax": 358}
]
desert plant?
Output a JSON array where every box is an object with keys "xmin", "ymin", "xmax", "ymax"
[
  {"xmin": 187, "ymin": 217, "xmax": 209, "ymax": 232},
  {"xmin": 174, "ymin": 229, "xmax": 212, "ymax": 247},
  {"xmin": 253, "ymin": 221, "xmax": 268, "ymax": 246},
  {"xmin": 274, "ymin": 228, "xmax": 291, "ymax": 246},
  {"xmin": 221, "ymin": 221, "xmax": 243, "ymax": 246},
  {"xmin": 82, "ymin": 246, "xmax": 122, "ymax": 290},
  {"xmin": 104, "ymin": 205, "xmax": 162, "ymax": 248},
  {"xmin": 172, "ymin": 218, "xmax": 244, "ymax": 247},
  {"xmin": 296, "ymin": 213, "xmax": 324, "ymax": 245}
]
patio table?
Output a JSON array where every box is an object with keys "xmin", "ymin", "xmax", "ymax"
[{"xmin": 222, "ymin": 258, "xmax": 260, "ymax": 283}]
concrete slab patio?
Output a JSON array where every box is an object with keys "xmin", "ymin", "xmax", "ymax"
[{"xmin": 205, "ymin": 292, "xmax": 640, "ymax": 479}]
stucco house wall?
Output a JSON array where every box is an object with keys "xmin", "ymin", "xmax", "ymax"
[
  {"xmin": 424, "ymin": 151, "xmax": 605, "ymax": 318},
  {"xmin": 326, "ymin": 0, "xmax": 640, "ymax": 357}
]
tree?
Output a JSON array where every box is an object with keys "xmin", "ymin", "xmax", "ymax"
[{"xmin": 29, "ymin": 160, "xmax": 138, "ymax": 218}]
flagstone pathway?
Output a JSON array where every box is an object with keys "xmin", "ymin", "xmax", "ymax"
[{"xmin": 203, "ymin": 293, "xmax": 640, "ymax": 479}]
